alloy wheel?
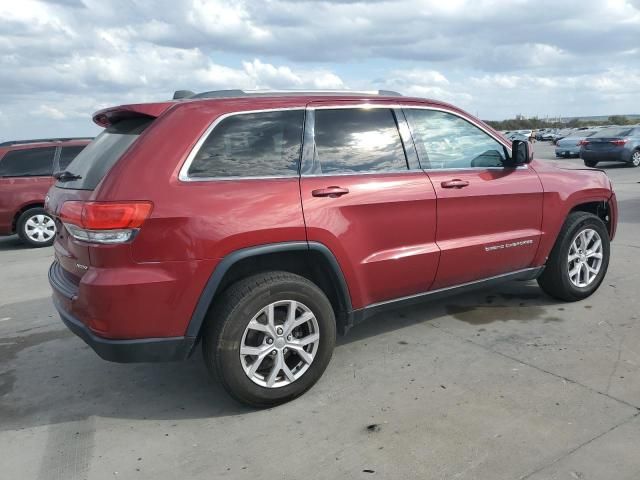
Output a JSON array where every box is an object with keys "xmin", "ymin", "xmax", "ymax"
[
  {"xmin": 567, "ymin": 228, "xmax": 603, "ymax": 288},
  {"xmin": 240, "ymin": 300, "xmax": 320, "ymax": 388}
]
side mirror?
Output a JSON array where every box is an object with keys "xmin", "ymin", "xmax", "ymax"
[{"xmin": 511, "ymin": 139, "xmax": 532, "ymax": 166}]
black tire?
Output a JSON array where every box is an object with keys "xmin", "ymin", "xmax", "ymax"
[
  {"xmin": 629, "ymin": 150, "xmax": 640, "ymax": 168},
  {"xmin": 537, "ymin": 212, "xmax": 610, "ymax": 301},
  {"xmin": 584, "ymin": 160, "xmax": 598, "ymax": 168},
  {"xmin": 16, "ymin": 207, "xmax": 56, "ymax": 247},
  {"xmin": 202, "ymin": 271, "xmax": 336, "ymax": 407}
]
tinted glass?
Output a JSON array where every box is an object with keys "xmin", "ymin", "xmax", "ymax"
[
  {"xmin": 406, "ymin": 109, "xmax": 507, "ymax": 169},
  {"xmin": 58, "ymin": 117, "xmax": 153, "ymax": 190},
  {"xmin": 592, "ymin": 127, "xmax": 633, "ymax": 138},
  {"xmin": 313, "ymin": 108, "xmax": 407, "ymax": 174},
  {"xmin": 188, "ymin": 110, "xmax": 304, "ymax": 178},
  {"xmin": 0, "ymin": 147, "xmax": 55, "ymax": 177},
  {"xmin": 58, "ymin": 145, "xmax": 87, "ymax": 171}
]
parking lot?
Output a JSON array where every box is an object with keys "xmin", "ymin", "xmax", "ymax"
[{"xmin": 1, "ymin": 141, "xmax": 638, "ymax": 479}]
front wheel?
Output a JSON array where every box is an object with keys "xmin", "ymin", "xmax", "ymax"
[
  {"xmin": 203, "ymin": 271, "xmax": 336, "ymax": 407},
  {"xmin": 630, "ymin": 150, "xmax": 640, "ymax": 167},
  {"xmin": 538, "ymin": 212, "xmax": 610, "ymax": 301},
  {"xmin": 584, "ymin": 160, "xmax": 598, "ymax": 168},
  {"xmin": 17, "ymin": 207, "xmax": 56, "ymax": 247}
]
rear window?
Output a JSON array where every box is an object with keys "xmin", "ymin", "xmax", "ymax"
[
  {"xmin": 57, "ymin": 117, "xmax": 153, "ymax": 190},
  {"xmin": 187, "ymin": 110, "xmax": 304, "ymax": 178},
  {"xmin": 0, "ymin": 147, "xmax": 56, "ymax": 177},
  {"xmin": 592, "ymin": 127, "xmax": 633, "ymax": 138},
  {"xmin": 57, "ymin": 145, "xmax": 87, "ymax": 171}
]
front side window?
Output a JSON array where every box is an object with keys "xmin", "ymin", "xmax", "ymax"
[
  {"xmin": 405, "ymin": 109, "xmax": 507, "ymax": 169},
  {"xmin": 0, "ymin": 147, "xmax": 56, "ymax": 177},
  {"xmin": 312, "ymin": 108, "xmax": 407, "ymax": 174},
  {"xmin": 188, "ymin": 110, "xmax": 304, "ymax": 178}
]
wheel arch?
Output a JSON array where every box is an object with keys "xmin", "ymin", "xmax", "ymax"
[
  {"xmin": 185, "ymin": 242, "xmax": 353, "ymax": 340},
  {"xmin": 12, "ymin": 202, "xmax": 45, "ymax": 233},
  {"xmin": 569, "ymin": 200, "xmax": 613, "ymax": 238}
]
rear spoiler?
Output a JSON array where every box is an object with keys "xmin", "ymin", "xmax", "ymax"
[{"xmin": 92, "ymin": 102, "xmax": 174, "ymax": 128}]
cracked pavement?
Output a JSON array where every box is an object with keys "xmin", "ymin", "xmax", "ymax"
[{"xmin": 1, "ymin": 142, "xmax": 638, "ymax": 479}]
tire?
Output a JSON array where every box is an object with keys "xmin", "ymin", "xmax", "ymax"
[
  {"xmin": 584, "ymin": 160, "xmax": 598, "ymax": 168},
  {"xmin": 537, "ymin": 212, "xmax": 610, "ymax": 302},
  {"xmin": 630, "ymin": 150, "xmax": 640, "ymax": 168},
  {"xmin": 16, "ymin": 207, "xmax": 56, "ymax": 247},
  {"xmin": 202, "ymin": 271, "xmax": 336, "ymax": 407}
]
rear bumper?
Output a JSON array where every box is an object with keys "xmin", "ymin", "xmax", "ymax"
[
  {"xmin": 555, "ymin": 146, "xmax": 580, "ymax": 156},
  {"xmin": 49, "ymin": 261, "xmax": 196, "ymax": 362},
  {"xmin": 581, "ymin": 149, "xmax": 631, "ymax": 163}
]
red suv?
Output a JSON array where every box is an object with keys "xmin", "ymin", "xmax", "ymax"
[
  {"xmin": 47, "ymin": 91, "xmax": 617, "ymax": 406},
  {"xmin": 0, "ymin": 138, "xmax": 90, "ymax": 247}
]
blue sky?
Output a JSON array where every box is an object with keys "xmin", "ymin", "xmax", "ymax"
[{"xmin": 1, "ymin": 0, "xmax": 639, "ymax": 141}]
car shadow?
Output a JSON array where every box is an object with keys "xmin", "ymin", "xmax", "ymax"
[
  {"xmin": 594, "ymin": 162, "xmax": 631, "ymax": 170},
  {"xmin": 0, "ymin": 281, "xmax": 562, "ymax": 430},
  {"xmin": 0, "ymin": 236, "xmax": 32, "ymax": 251}
]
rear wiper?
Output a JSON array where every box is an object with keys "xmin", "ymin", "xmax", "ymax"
[{"xmin": 54, "ymin": 171, "xmax": 82, "ymax": 181}]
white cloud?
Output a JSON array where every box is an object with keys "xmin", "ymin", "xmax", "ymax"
[{"xmin": 0, "ymin": 0, "xmax": 639, "ymax": 140}]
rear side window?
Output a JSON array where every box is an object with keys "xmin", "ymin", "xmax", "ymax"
[
  {"xmin": 405, "ymin": 109, "xmax": 507, "ymax": 169},
  {"xmin": 0, "ymin": 147, "xmax": 56, "ymax": 177},
  {"xmin": 188, "ymin": 110, "xmax": 304, "ymax": 178},
  {"xmin": 57, "ymin": 145, "xmax": 87, "ymax": 171},
  {"xmin": 312, "ymin": 108, "xmax": 407, "ymax": 174},
  {"xmin": 58, "ymin": 117, "xmax": 153, "ymax": 190}
]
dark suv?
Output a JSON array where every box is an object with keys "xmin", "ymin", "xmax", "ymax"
[
  {"xmin": 0, "ymin": 138, "xmax": 90, "ymax": 247},
  {"xmin": 47, "ymin": 90, "xmax": 617, "ymax": 406}
]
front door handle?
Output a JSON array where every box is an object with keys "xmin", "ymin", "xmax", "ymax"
[
  {"xmin": 441, "ymin": 179, "xmax": 470, "ymax": 189},
  {"xmin": 312, "ymin": 186, "xmax": 350, "ymax": 198}
]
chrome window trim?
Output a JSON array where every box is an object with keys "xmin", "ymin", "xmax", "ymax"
[
  {"xmin": 179, "ymin": 103, "xmax": 519, "ymax": 182},
  {"xmin": 178, "ymin": 107, "xmax": 305, "ymax": 182}
]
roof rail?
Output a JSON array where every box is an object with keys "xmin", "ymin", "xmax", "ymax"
[
  {"xmin": 0, "ymin": 137, "xmax": 94, "ymax": 147},
  {"xmin": 174, "ymin": 89, "xmax": 403, "ymax": 100}
]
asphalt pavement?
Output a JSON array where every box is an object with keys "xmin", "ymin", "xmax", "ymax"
[{"xmin": 1, "ymin": 141, "xmax": 639, "ymax": 479}]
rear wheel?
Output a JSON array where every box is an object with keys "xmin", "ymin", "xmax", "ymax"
[
  {"xmin": 630, "ymin": 150, "xmax": 640, "ymax": 167},
  {"xmin": 202, "ymin": 271, "xmax": 336, "ymax": 407},
  {"xmin": 538, "ymin": 212, "xmax": 610, "ymax": 301},
  {"xmin": 17, "ymin": 207, "xmax": 56, "ymax": 247},
  {"xmin": 584, "ymin": 160, "xmax": 598, "ymax": 168}
]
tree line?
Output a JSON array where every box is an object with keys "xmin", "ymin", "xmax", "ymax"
[{"xmin": 485, "ymin": 115, "xmax": 637, "ymax": 131}]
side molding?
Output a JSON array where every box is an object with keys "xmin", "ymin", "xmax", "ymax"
[{"xmin": 185, "ymin": 241, "xmax": 352, "ymax": 338}]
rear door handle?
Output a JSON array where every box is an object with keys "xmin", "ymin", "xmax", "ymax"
[
  {"xmin": 311, "ymin": 186, "xmax": 350, "ymax": 198},
  {"xmin": 441, "ymin": 179, "xmax": 470, "ymax": 189}
]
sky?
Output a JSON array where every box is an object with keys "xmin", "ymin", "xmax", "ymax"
[{"xmin": 0, "ymin": 0, "xmax": 639, "ymax": 141}]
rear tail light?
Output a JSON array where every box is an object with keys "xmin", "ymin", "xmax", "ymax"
[
  {"xmin": 611, "ymin": 139, "xmax": 628, "ymax": 146},
  {"xmin": 59, "ymin": 201, "xmax": 153, "ymax": 244},
  {"xmin": 578, "ymin": 140, "xmax": 589, "ymax": 146}
]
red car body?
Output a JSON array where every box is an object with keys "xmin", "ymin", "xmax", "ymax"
[
  {"xmin": 46, "ymin": 93, "xmax": 617, "ymax": 363},
  {"xmin": 0, "ymin": 139, "xmax": 90, "ymax": 237}
]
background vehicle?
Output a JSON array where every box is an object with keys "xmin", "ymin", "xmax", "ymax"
[
  {"xmin": 555, "ymin": 130, "xmax": 598, "ymax": 158},
  {"xmin": 0, "ymin": 138, "xmax": 90, "ymax": 246},
  {"xmin": 46, "ymin": 90, "xmax": 617, "ymax": 407},
  {"xmin": 580, "ymin": 126, "xmax": 640, "ymax": 167},
  {"xmin": 550, "ymin": 128, "xmax": 574, "ymax": 144}
]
